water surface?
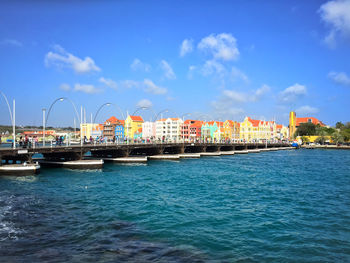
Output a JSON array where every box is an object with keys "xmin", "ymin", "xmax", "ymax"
[{"xmin": 1, "ymin": 149, "xmax": 349, "ymax": 262}]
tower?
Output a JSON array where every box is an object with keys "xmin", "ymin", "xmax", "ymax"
[{"xmin": 289, "ymin": 111, "xmax": 296, "ymax": 139}]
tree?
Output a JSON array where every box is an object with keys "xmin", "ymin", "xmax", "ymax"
[
  {"xmin": 340, "ymin": 129, "xmax": 350, "ymax": 142},
  {"xmin": 301, "ymin": 136, "xmax": 310, "ymax": 144},
  {"xmin": 331, "ymin": 131, "xmax": 344, "ymax": 145},
  {"xmin": 296, "ymin": 123, "xmax": 316, "ymax": 136},
  {"xmin": 335, "ymin": 122, "xmax": 345, "ymax": 129},
  {"xmin": 315, "ymin": 130, "xmax": 328, "ymax": 144},
  {"xmin": 316, "ymin": 126, "xmax": 335, "ymax": 136}
]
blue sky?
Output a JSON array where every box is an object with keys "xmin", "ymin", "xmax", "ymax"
[{"xmin": 0, "ymin": 0, "xmax": 349, "ymax": 127}]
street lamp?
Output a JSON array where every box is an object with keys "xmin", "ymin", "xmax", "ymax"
[
  {"xmin": 0, "ymin": 91, "xmax": 15, "ymax": 149},
  {"xmin": 93, "ymin": 102, "xmax": 125, "ymax": 123},
  {"xmin": 43, "ymin": 97, "xmax": 80, "ymax": 147}
]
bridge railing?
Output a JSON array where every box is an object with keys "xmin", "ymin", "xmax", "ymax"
[{"xmin": 1, "ymin": 137, "xmax": 288, "ymax": 150}]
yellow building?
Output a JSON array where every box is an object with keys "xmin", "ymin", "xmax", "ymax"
[
  {"xmin": 240, "ymin": 117, "xmax": 276, "ymax": 142},
  {"xmin": 296, "ymin": 135, "xmax": 332, "ymax": 144},
  {"xmin": 213, "ymin": 127, "xmax": 224, "ymax": 141},
  {"xmin": 80, "ymin": 123, "xmax": 103, "ymax": 139},
  {"xmin": 124, "ymin": 115, "xmax": 144, "ymax": 139},
  {"xmin": 223, "ymin": 120, "xmax": 240, "ymax": 140},
  {"xmin": 276, "ymin": 124, "xmax": 289, "ymax": 140}
]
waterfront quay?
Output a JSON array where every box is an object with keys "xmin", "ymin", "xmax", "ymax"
[{"xmin": 0, "ymin": 142, "xmax": 292, "ymax": 175}]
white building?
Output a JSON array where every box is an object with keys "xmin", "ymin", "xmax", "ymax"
[
  {"xmin": 142, "ymin": 121, "xmax": 156, "ymax": 139},
  {"xmin": 156, "ymin": 118, "xmax": 183, "ymax": 142}
]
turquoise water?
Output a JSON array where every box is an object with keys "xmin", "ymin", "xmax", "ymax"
[{"xmin": 1, "ymin": 149, "xmax": 350, "ymax": 262}]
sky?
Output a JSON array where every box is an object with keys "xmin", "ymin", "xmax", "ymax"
[{"xmin": 0, "ymin": 0, "xmax": 349, "ymax": 127}]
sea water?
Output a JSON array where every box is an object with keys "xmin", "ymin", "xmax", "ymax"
[{"xmin": 0, "ymin": 149, "xmax": 349, "ymax": 262}]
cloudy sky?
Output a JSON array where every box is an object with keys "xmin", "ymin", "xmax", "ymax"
[{"xmin": 0, "ymin": 0, "xmax": 349, "ymax": 127}]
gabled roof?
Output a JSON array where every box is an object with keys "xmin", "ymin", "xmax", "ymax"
[
  {"xmin": 247, "ymin": 117, "xmax": 262, "ymax": 127},
  {"xmin": 105, "ymin": 116, "xmax": 124, "ymax": 125},
  {"xmin": 129, "ymin": 115, "xmax": 144, "ymax": 122},
  {"xmin": 105, "ymin": 116, "xmax": 118, "ymax": 124},
  {"xmin": 225, "ymin": 120, "xmax": 235, "ymax": 126}
]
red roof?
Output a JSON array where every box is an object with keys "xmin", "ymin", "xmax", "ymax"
[
  {"xmin": 206, "ymin": 121, "xmax": 224, "ymax": 126},
  {"xmin": 225, "ymin": 120, "xmax": 235, "ymax": 126},
  {"xmin": 104, "ymin": 116, "xmax": 124, "ymax": 125},
  {"xmin": 296, "ymin": 117, "xmax": 325, "ymax": 126},
  {"xmin": 276, "ymin": 124, "xmax": 283, "ymax": 129},
  {"xmin": 130, "ymin": 115, "xmax": 144, "ymax": 122},
  {"xmin": 247, "ymin": 117, "xmax": 261, "ymax": 127}
]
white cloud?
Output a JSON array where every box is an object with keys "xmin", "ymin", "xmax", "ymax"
[
  {"xmin": 222, "ymin": 89, "xmax": 247, "ymax": 103},
  {"xmin": 279, "ymin": 83, "xmax": 307, "ymax": 102},
  {"xmin": 160, "ymin": 60, "xmax": 176, "ymax": 79},
  {"xmin": 143, "ymin": 79, "xmax": 167, "ymax": 95},
  {"xmin": 180, "ymin": 39, "xmax": 193, "ymax": 57},
  {"xmin": 231, "ymin": 66, "xmax": 249, "ymax": 83},
  {"xmin": 202, "ymin": 60, "xmax": 226, "ymax": 77},
  {"xmin": 296, "ymin": 105, "xmax": 319, "ymax": 115},
  {"xmin": 120, "ymin": 80, "xmax": 140, "ymax": 89},
  {"xmin": 0, "ymin": 38, "xmax": 23, "ymax": 47},
  {"xmin": 74, "ymin": 83, "xmax": 101, "ymax": 94},
  {"xmin": 59, "ymin": 83, "xmax": 70, "ymax": 91},
  {"xmin": 328, "ymin": 71, "xmax": 350, "ymax": 86},
  {"xmin": 136, "ymin": 99, "xmax": 153, "ymax": 108},
  {"xmin": 45, "ymin": 45, "xmax": 100, "ymax": 74},
  {"xmin": 130, "ymin": 58, "xmax": 151, "ymax": 72},
  {"xmin": 198, "ymin": 33, "xmax": 239, "ymax": 61},
  {"xmin": 319, "ymin": 0, "xmax": 350, "ymax": 47},
  {"xmin": 253, "ymin": 84, "xmax": 271, "ymax": 101},
  {"xmin": 211, "ymin": 99, "xmax": 245, "ymax": 119},
  {"xmin": 99, "ymin": 77, "xmax": 118, "ymax": 89},
  {"xmin": 214, "ymin": 84, "xmax": 271, "ymax": 107}
]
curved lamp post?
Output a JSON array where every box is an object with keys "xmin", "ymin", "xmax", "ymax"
[
  {"xmin": 0, "ymin": 91, "xmax": 15, "ymax": 149},
  {"xmin": 43, "ymin": 97, "xmax": 81, "ymax": 147},
  {"xmin": 132, "ymin": 106, "xmax": 157, "ymax": 122},
  {"xmin": 93, "ymin": 102, "xmax": 125, "ymax": 124}
]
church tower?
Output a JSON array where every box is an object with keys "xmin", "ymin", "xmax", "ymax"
[{"xmin": 289, "ymin": 111, "xmax": 296, "ymax": 139}]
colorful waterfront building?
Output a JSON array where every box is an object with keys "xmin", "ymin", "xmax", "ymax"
[
  {"xmin": 156, "ymin": 118, "xmax": 183, "ymax": 142},
  {"xmin": 240, "ymin": 117, "xmax": 275, "ymax": 142},
  {"xmin": 201, "ymin": 121, "xmax": 223, "ymax": 141},
  {"xmin": 91, "ymin": 124, "xmax": 104, "ymax": 139},
  {"xmin": 103, "ymin": 116, "xmax": 125, "ymax": 141},
  {"xmin": 223, "ymin": 120, "xmax": 240, "ymax": 141},
  {"xmin": 182, "ymin": 120, "xmax": 203, "ymax": 141},
  {"xmin": 276, "ymin": 124, "xmax": 289, "ymax": 140},
  {"xmin": 115, "ymin": 122, "xmax": 125, "ymax": 141},
  {"xmin": 134, "ymin": 128, "xmax": 142, "ymax": 139},
  {"xmin": 124, "ymin": 115, "xmax": 144, "ymax": 139},
  {"xmin": 142, "ymin": 121, "xmax": 156, "ymax": 140},
  {"xmin": 80, "ymin": 123, "xmax": 103, "ymax": 139},
  {"xmin": 213, "ymin": 127, "xmax": 224, "ymax": 141}
]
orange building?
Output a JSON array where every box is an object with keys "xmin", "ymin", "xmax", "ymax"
[
  {"xmin": 182, "ymin": 120, "xmax": 203, "ymax": 141},
  {"xmin": 289, "ymin": 111, "xmax": 325, "ymax": 139}
]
